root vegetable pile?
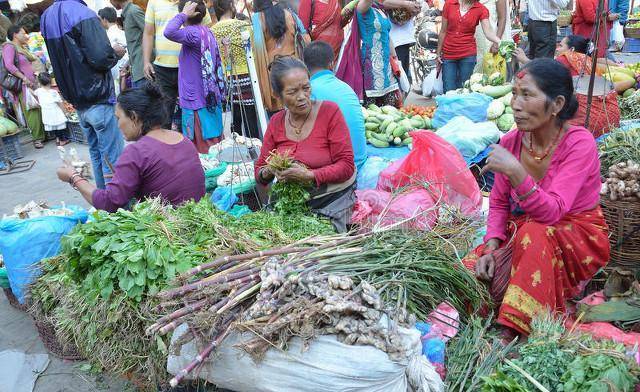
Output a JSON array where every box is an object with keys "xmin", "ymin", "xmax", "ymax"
[{"xmin": 601, "ymin": 160, "xmax": 640, "ymax": 201}]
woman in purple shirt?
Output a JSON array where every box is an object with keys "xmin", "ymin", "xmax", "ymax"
[
  {"xmin": 56, "ymin": 83, "xmax": 205, "ymax": 212},
  {"xmin": 164, "ymin": 0, "xmax": 226, "ymax": 154}
]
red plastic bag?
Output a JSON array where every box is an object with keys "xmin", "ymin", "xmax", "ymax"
[
  {"xmin": 352, "ymin": 188, "xmax": 437, "ymax": 230},
  {"xmin": 377, "ymin": 131, "xmax": 482, "ymax": 215}
]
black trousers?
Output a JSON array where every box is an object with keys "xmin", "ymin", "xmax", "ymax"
[
  {"xmin": 153, "ymin": 64, "xmax": 180, "ymax": 129},
  {"xmin": 395, "ymin": 43, "xmax": 414, "ymax": 85},
  {"xmin": 527, "ymin": 20, "xmax": 557, "ymax": 59}
]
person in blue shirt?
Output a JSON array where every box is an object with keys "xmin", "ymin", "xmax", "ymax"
[
  {"xmin": 609, "ymin": 0, "xmax": 629, "ymax": 26},
  {"xmin": 303, "ymin": 41, "xmax": 367, "ymax": 171}
]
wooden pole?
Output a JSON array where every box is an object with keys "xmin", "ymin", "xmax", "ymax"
[{"xmin": 584, "ymin": 0, "xmax": 606, "ymax": 129}]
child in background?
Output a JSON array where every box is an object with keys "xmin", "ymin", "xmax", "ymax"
[{"xmin": 34, "ymin": 72, "xmax": 70, "ymax": 146}]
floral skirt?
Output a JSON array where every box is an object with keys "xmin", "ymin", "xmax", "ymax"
[{"xmin": 462, "ymin": 208, "xmax": 610, "ymax": 335}]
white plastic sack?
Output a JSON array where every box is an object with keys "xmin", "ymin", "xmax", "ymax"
[
  {"xmin": 436, "ymin": 116, "xmax": 503, "ymax": 161},
  {"xmin": 422, "ymin": 69, "xmax": 443, "ymax": 97},
  {"xmin": 398, "ymin": 67, "xmax": 411, "ymax": 93},
  {"xmin": 168, "ymin": 322, "xmax": 444, "ymax": 392},
  {"xmin": 611, "ymin": 21, "xmax": 625, "ymax": 50}
]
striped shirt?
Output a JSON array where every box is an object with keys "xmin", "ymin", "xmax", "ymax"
[
  {"xmin": 145, "ymin": 0, "xmax": 212, "ymax": 68},
  {"xmin": 527, "ymin": 0, "xmax": 570, "ymax": 22}
]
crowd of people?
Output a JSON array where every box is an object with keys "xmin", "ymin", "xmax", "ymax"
[{"xmin": 0, "ymin": 0, "xmax": 629, "ymax": 337}]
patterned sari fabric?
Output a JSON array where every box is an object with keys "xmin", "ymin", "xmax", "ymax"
[
  {"xmin": 463, "ymin": 208, "xmax": 610, "ymax": 335},
  {"xmin": 357, "ymin": 7, "xmax": 399, "ymax": 99}
]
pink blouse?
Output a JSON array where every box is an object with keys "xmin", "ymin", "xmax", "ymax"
[{"xmin": 485, "ymin": 126, "xmax": 601, "ymax": 242}]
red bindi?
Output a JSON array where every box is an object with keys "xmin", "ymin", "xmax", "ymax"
[{"xmin": 516, "ymin": 70, "xmax": 527, "ymax": 79}]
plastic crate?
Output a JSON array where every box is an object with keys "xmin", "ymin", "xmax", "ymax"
[
  {"xmin": 623, "ymin": 37, "xmax": 640, "ymax": 53},
  {"xmin": 0, "ymin": 132, "xmax": 24, "ymax": 161},
  {"xmin": 68, "ymin": 121, "xmax": 87, "ymax": 144}
]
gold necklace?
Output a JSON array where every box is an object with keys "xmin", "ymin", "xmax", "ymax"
[{"xmin": 287, "ymin": 107, "xmax": 312, "ymax": 136}]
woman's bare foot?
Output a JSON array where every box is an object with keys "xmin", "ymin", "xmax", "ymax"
[{"xmin": 34, "ymin": 140, "xmax": 44, "ymax": 149}]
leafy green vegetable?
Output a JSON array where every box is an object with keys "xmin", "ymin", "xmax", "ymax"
[
  {"xmin": 481, "ymin": 371, "xmax": 529, "ymax": 392},
  {"xmin": 271, "ymin": 181, "xmax": 311, "ymax": 215},
  {"xmin": 561, "ymin": 354, "xmax": 636, "ymax": 392},
  {"xmin": 499, "ymin": 41, "xmax": 516, "ymax": 62}
]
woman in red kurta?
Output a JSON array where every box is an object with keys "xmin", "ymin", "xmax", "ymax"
[
  {"xmin": 298, "ymin": 0, "xmax": 345, "ymax": 58},
  {"xmin": 572, "ymin": 0, "xmax": 614, "ymax": 58},
  {"xmin": 255, "ymin": 56, "xmax": 356, "ymax": 232}
]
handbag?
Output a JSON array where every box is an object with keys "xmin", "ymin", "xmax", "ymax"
[
  {"xmin": 24, "ymin": 88, "xmax": 39, "ymax": 110},
  {"xmin": 291, "ymin": 11, "xmax": 307, "ymax": 59},
  {"xmin": 0, "ymin": 44, "xmax": 23, "ymax": 93}
]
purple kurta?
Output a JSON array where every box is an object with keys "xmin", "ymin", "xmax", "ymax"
[
  {"xmin": 92, "ymin": 135, "xmax": 205, "ymax": 212},
  {"xmin": 164, "ymin": 13, "xmax": 210, "ymax": 110}
]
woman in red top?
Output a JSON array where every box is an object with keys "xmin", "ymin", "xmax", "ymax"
[
  {"xmin": 298, "ymin": 0, "xmax": 346, "ymax": 58},
  {"xmin": 436, "ymin": 0, "xmax": 501, "ymax": 92},
  {"xmin": 573, "ymin": 0, "xmax": 616, "ymax": 58},
  {"xmin": 255, "ymin": 56, "xmax": 356, "ymax": 232}
]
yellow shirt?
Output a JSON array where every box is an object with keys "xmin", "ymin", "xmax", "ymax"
[
  {"xmin": 211, "ymin": 19, "xmax": 251, "ymax": 76},
  {"xmin": 145, "ymin": 0, "xmax": 212, "ymax": 68}
]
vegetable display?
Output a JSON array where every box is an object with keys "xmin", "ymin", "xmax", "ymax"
[
  {"xmin": 598, "ymin": 127, "xmax": 640, "ymax": 175},
  {"xmin": 362, "ymin": 104, "xmax": 431, "ymax": 148}
]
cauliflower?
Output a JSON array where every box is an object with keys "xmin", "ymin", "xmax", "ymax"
[
  {"xmin": 469, "ymin": 73, "xmax": 484, "ymax": 85},
  {"xmin": 487, "ymin": 99, "xmax": 506, "ymax": 120}
]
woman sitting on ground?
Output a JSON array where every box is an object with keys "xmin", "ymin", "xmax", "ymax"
[
  {"xmin": 254, "ymin": 56, "xmax": 356, "ymax": 232},
  {"xmin": 463, "ymin": 59, "xmax": 610, "ymax": 338},
  {"xmin": 56, "ymin": 83, "xmax": 205, "ymax": 212}
]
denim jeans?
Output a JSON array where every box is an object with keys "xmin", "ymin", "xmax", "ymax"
[
  {"xmin": 77, "ymin": 104, "xmax": 124, "ymax": 189},
  {"xmin": 442, "ymin": 55, "xmax": 477, "ymax": 93}
]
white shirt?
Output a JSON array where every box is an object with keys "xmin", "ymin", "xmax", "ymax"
[
  {"xmin": 527, "ymin": 0, "xmax": 570, "ymax": 22},
  {"xmin": 107, "ymin": 24, "xmax": 127, "ymax": 48},
  {"xmin": 390, "ymin": 18, "xmax": 416, "ymax": 47}
]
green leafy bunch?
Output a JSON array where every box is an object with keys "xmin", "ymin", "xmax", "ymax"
[
  {"xmin": 61, "ymin": 202, "xmax": 204, "ymax": 302},
  {"xmin": 561, "ymin": 354, "xmax": 636, "ymax": 392}
]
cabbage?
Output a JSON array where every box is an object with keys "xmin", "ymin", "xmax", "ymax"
[
  {"xmin": 487, "ymin": 100, "xmax": 505, "ymax": 120},
  {"xmin": 470, "ymin": 83, "xmax": 484, "ymax": 92},
  {"xmin": 497, "ymin": 113, "xmax": 515, "ymax": 131}
]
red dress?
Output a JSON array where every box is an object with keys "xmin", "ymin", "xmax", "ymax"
[
  {"xmin": 298, "ymin": 0, "xmax": 345, "ymax": 58},
  {"xmin": 254, "ymin": 101, "xmax": 355, "ymax": 187},
  {"xmin": 572, "ymin": 0, "xmax": 612, "ymax": 58}
]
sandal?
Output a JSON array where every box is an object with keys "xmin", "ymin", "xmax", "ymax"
[
  {"xmin": 58, "ymin": 139, "xmax": 70, "ymax": 146},
  {"xmin": 34, "ymin": 141, "xmax": 44, "ymax": 149}
]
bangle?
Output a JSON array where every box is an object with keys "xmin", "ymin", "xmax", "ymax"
[
  {"xmin": 69, "ymin": 173, "xmax": 81, "ymax": 184},
  {"xmin": 71, "ymin": 177, "xmax": 87, "ymax": 190},
  {"xmin": 517, "ymin": 184, "xmax": 538, "ymax": 201}
]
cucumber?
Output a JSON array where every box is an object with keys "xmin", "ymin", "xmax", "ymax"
[
  {"xmin": 386, "ymin": 123, "xmax": 398, "ymax": 135},
  {"xmin": 366, "ymin": 116, "xmax": 381, "ymax": 123},
  {"xmin": 393, "ymin": 137, "xmax": 402, "ymax": 145},
  {"xmin": 400, "ymin": 119, "xmax": 414, "ymax": 130},
  {"xmin": 410, "ymin": 118, "xmax": 425, "ymax": 129},
  {"xmin": 369, "ymin": 138, "xmax": 389, "ymax": 148},
  {"xmin": 393, "ymin": 126, "xmax": 406, "ymax": 138},
  {"xmin": 402, "ymin": 137, "xmax": 412, "ymax": 145},
  {"xmin": 381, "ymin": 105, "xmax": 398, "ymax": 114},
  {"xmin": 380, "ymin": 118, "xmax": 392, "ymax": 132},
  {"xmin": 372, "ymin": 132, "xmax": 389, "ymax": 142},
  {"xmin": 423, "ymin": 117, "xmax": 432, "ymax": 129},
  {"xmin": 365, "ymin": 131, "xmax": 372, "ymax": 139},
  {"xmin": 387, "ymin": 134, "xmax": 394, "ymax": 142},
  {"xmin": 367, "ymin": 104, "xmax": 382, "ymax": 113},
  {"xmin": 365, "ymin": 122, "xmax": 379, "ymax": 131},
  {"xmin": 376, "ymin": 113, "xmax": 393, "ymax": 122}
]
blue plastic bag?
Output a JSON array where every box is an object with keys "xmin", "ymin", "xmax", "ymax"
[
  {"xmin": 357, "ymin": 156, "xmax": 394, "ymax": 190},
  {"xmin": 432, "ymin": 93, "xmax": 493, "ymax": 129},
  {"xmin": 0, "ymin": 207, "xmax": 88, "ymax": 303},
  {"xmin": 211, "ymin": 186, "xmax": 238, "ymax": 212},
  {"xmin": 435, "ymin": 116, "xmax": 502, "ymax": 162}
]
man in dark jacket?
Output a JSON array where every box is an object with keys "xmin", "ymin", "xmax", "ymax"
[{"xmin": 41, "ymin": 0, "xmax": 124, "ymax": 189}]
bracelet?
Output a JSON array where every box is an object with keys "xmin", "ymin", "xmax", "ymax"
[
  {"xmin": 71, "ymin": 177, "xmax": 87, "ymax": 190},
  {"xmin": 517, "ymin": 184, "xmax": 538, "ymax": 201},
  {"xmin": 69, "ymin": 173, "xmax": 82, "ymax": 185}
]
